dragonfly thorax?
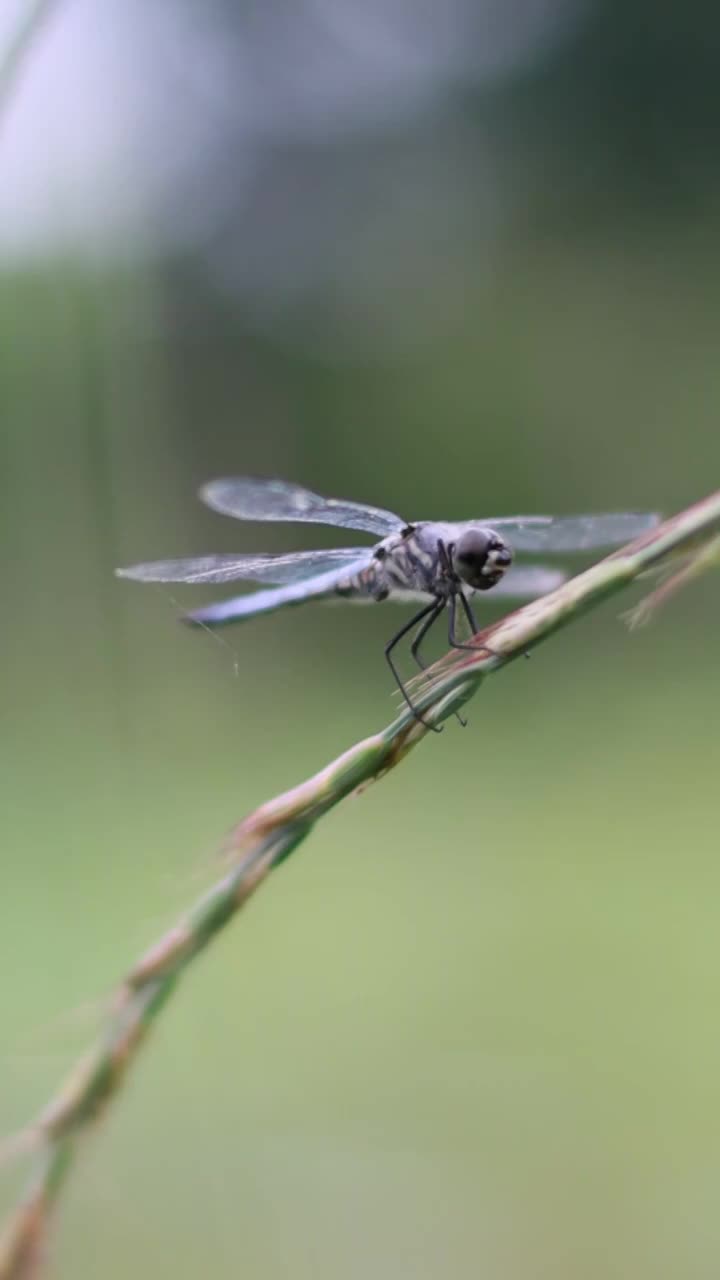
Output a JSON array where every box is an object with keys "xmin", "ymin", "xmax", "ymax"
[{"xmin": 375, "ymin": 522, "xmax": 513, "ymax": 598}]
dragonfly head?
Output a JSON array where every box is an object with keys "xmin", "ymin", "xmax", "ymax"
[{"xmin": 453, "ymin": 528, "xmax": 513, "ymax": 591}]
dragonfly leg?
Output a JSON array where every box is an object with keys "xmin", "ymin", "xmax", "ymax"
[
  {"xmin": 458, "ymin": 591, "xmax": 479, "ymax": 636},
  {"xmin": 436, "ymin": 538, "xmax": 457, "ymax": 585},
  {"xmin": 385, "ymin": 601, "xmax": 444, "ymax": 732},
  {"xmin": 410, "ymin": 599, "xmax": 444, "ymax": 671},
  {"xmin": 443, "ymin": 593, "xmax": 478, "ymax": 726},
  {"xmin": 410, "ymin": 599, "xmax": 467, "ymax": 727},
  {"xmin": 448, "ymin": 591, "xmax": 478, "ymax": 651},
  {"xmin": 449, "ymin": 589, "xmax": 498, "ymax": 655}
]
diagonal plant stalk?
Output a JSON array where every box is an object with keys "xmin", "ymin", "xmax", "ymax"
[{"xmin": 1, "ymin": 488, "xmax": 719, "ymax": 1278}]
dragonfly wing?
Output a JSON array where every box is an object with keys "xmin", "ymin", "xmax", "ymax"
[
  {"xmin": 185, "ymin": 560, "xmax": 371, "ymax": 626},
  {"xmin": 382, "ymin": 565, "xmax": 566, "ymax": 607},
  {"xmin": 116, "ymin": 547, "xmax": 371, "ymax": 585},
  {"xmin": 485, "ymin": 511, "xmax": 660, "ymax": 552},
  {"xmin": 484, "ymin": 565, "xmax": 567, "ymax": 597},
  {"xmin": 200, "ymin": 477, "xmax": 405, "ymax": 537}
]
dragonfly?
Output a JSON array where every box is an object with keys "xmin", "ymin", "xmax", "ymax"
[{"xmin": 116, "ymin": 478, "xmax": 659, "ymax": 728}]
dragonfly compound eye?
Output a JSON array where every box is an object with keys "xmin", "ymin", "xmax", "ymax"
[{"xmin": 454, "ymin": 530, "xmax": 513, "ymax": 590}]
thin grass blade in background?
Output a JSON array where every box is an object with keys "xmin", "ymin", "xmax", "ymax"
[{"xmin": 0, "ymin": 0, "xmax": 61, "ymax": 125}]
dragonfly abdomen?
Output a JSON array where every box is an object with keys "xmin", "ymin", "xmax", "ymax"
[
  {"xmin": 335, "ymin": 560, "xmax": 389, "ymax": 602},
  {"xmin": 186, "ymin": 566, "xmax": 367, "ymax": 627}
]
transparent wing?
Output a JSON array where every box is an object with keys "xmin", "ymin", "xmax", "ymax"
[
  {"xmin": 384, "ymin": 565, "xmax": 566, "ymax": 606},
  {"xmin": 484, "ymin": 511, "xmax": 660, "ymax": 552},
  {"xmin": 480, "ymin": 565, "xmax": 567, "ymax": 596},
  {"xmin": 200, "ymin": 477, "xmax": 405, "ymax": 537},
  {"xmin": 115, "ymin": 547, "xmax": 371, "ymax": 585}
]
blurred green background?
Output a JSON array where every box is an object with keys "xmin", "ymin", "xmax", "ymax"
[{"xmin": 1, "ymin": 2, "xmax": 720, "ymax": 1276}]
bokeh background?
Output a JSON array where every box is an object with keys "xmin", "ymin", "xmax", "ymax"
[{"xmin": 2, "ymin": 2, "xmax": 719, "ymax": 1276}]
